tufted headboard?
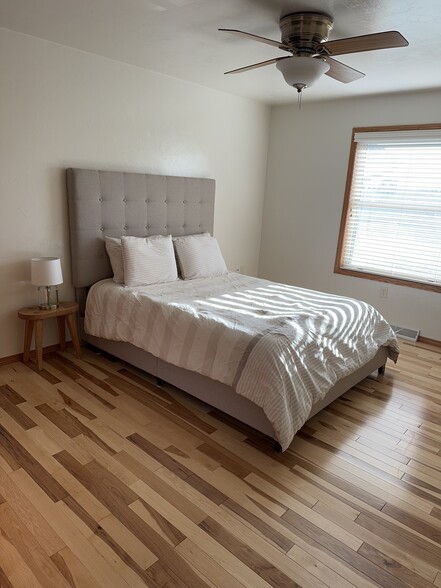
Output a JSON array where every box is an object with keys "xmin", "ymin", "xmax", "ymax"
[{"xmin": 66, "ymin": 168, "xmax": 215, "ymax": 310}]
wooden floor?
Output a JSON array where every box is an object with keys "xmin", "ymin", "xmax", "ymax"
[{"xmin": 0, "ymin": 341, "xmax": 440, "ymax": 588}]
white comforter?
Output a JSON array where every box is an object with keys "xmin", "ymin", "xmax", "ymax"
[{"xmin": 85, "ymin": 273, "xmax": 399, "ymax": 450}]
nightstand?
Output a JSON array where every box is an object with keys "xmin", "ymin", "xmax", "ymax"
[{"xmin": 18, "ymin": 301, "xmax": 81, "ymax": 370}]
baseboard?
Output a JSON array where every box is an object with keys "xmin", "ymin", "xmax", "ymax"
[
  {"xmin": 417, "ymin": 336, "xmax": 441, "ymax": 348},
  {"xmin": 0, "ymin": 341, "xmax": 74, "ymax": 367}
]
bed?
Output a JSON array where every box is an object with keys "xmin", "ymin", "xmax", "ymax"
[{"xmin": 67, "ymin": 168, "xmax": 399, "ymax": 450}]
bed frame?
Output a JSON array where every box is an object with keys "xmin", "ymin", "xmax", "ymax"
[{"xmin": 67, "ymin": 168, "xmax": 388, "ymax": 445}]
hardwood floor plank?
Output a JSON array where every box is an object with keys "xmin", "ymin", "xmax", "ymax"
[
  {"xmin": 26, "ymin": 426, "xmax": 63, "ymax": 456},
  {"xmin": 36, "ymin": 404, "xmax": 83, "ymax": 438},
  {"xmin": 287, "ymin": 439, "xmax": 437, "ymax": 513},
  {"xmin": 138, "ymin": 418, "xmax": 203, "ymax": 452},
  {"xmin": 312, "ymin": 499, "xmax": 439, "ymax": 582},
  {"xmin": 403, "ymin": 466, "xmax": 441, "ymax": 500},
  {"xmin": 244, "ymin": 475, "xmax": 307, "ymax": 511},
  {"xmin": 9, "ymin": 468, "xmax": 133, "ymax": 588},
  {"xmin": 106, "ymin": 373, "xmax": 218, "ymax": 438},
  {"xmin": 127, "ymin": 432, "xmax": 192, "ymax": 479},
  {"xmin": 0, "ymin": 528, "xmax": 43, "ymax": 588},
  {"xmin": 135, "ymin": 497, "xmax": 186, "ymax": 546},
  {"xmin": 56, "ymin": 389, "xmax": 97, "ymax": 420},
  {"xmin": 356, "ymin": 512, "xmax": 441, "ymax": 569},
  {"xmin": 0, "ymin": 395, "xmax": 37, "ymax": 430},
  {"xmin": 54, "ymin": 451, "xmax": 139, "ymax": 506},
  {"xmin": 287, "ymin": 544, "xmax": 360, "ymax": 588},
  {"xmin": 44, "ymin": 355, "xmax": 81, "ymax": 381},
  {"xmin": 51, "ymin": 547, "xmax": 99, "ymax": 588},
  {"xmin": 20, "ymin": 403, "xmax": 93, "ymax": 465},
  {"xmin": 75, "ymin": 378, "xmax": 117, "ymax": 410},
  {"xmin": 144, "ymin": 559, "xmax": 190, "ymax": 588},
  {"xmin": 223, "ymin": 497, "xmax": 294, "ymax": 553},
  {"xmin": 205, "ymin": 465, "xmax": 363, "ymax": 552},
  {"xmin": 196, "ymin": 442, "xmax": 252, "ymax": 479},
  {"xmin": 0, "ymin": 469, "xmax": 65, "ymax": 556},
  {"xmin": 281, "ymin": 508, "xmax": 411, "ymax": 588},
  {"xmin": 311, "ymin": 426, "xmax": 411, "ymax": 471},
  {"xmin": 0, "ymin": 566, "xmax": 14, "ymax": 588},
  {"xmin": 0, "ymin": 364, "xmax": 63, "ymax": 406},
  {"xmin": 199, "ymin": 516, "xmax": 304, "ymax": 588},
  {"xmin": 0, "ymin": 502, "xmax": 71, "ymax": 588},
  {"xmin": 52, "ymin": 464, "xmax": 110, "ymax": 521},
  {"xmin": 59, "ymin": 500, "xmax": 151, "ymax": 588},
  {"xmin": 129, "ymin": 477, "xmax": 280, "ymax": 588},
  {"xmin": 114, "ymin": 450, "xmax": 206, "ymax": 523},
  {"xmin": 0, "ymin": 383, "xmax": 27, "ymax": 404},
  {"xmin": 432, "ymin": 506, "xmax": 441, "ymax": 521},
  {"xmin": 357, "ymin": 542, "xmax": 436, "ymax": 588},
  {"xmin": 74, "ymin": 436, "xmax": 138, "ymax": 486},
  {"xmin": 26, "ymin": 363, "xmax": 62, "ymax": 385},
  {"xmin": 0, "ymin": 424, "xmax": 67, "ymax": 501},
  {"xmin": 45, "ymin": 405, "xmax": 117, "ymax": 455},
  {"xmin": 98, "ymin": 513, "xmax": 158, "ymax": 569},
  {"xmin": 176, "ymin": 538, "xmax": 248, "ymax": 588},
  {"xmin": 0, "ymin": 439, "xmax": 21, "ymax": 471},
  {"xmin": 185, "ymin": 472, "xmax": 228, "ymax": 505}
]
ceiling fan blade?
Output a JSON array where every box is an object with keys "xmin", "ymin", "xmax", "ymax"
[
  {"xmin": 325, "ymin": 57, "xmax": 365, "ymax": 83},
  {"xmin": 321, "ymin": 30, "xmax": 408, "ymax": 56},
  {"xmin": 225, "ymin": 57, "xmax": 287, "ymax": 75},
  {"xmin": 219, "ymin": 28, "xmax": 291, "ymax": 51}
]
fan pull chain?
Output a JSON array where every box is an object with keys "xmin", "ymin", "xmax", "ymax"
[{"xmin": 297, "ymin": 88, "xmax": 302, "ymax": 110}]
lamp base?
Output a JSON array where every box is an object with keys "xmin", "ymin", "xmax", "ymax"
[{"xmin": 37, "ymin": 285, "xmax": 59, "ymax": 310}]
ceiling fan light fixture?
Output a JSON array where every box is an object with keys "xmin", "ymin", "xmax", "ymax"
[{"xmin": 276, "ymin": 56, "xmax": 330, "ymax": 90}]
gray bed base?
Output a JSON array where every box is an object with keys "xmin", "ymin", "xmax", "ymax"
[
  {"xmin": 67, "ymin": 168, "xmax": 387, "ymax": 446},
  {"xmin": 82, "ymin": 327, "xmax": 388, "ymax": 440}
]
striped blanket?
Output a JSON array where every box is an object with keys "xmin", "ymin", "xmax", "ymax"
[{"xmin": 85, "ymin": 273, "xmax": 399, "ymax": 450}]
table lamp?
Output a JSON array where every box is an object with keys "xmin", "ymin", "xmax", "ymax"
[{"xmin": 31, "ymin": 257, "xmax": 63, "ymax": 310}]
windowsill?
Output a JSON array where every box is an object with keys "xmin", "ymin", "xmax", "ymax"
[{"xmin": 334, "ymin": 266, "xmax": 441, "ymax": 294}]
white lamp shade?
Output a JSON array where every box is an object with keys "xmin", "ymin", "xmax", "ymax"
[
  {"xmin": 276, "ymin": 56, "xmax": 330, "ymax": 88},
  {"xmin": 31, "ymin": 257, "xmax": 63, "ymax": 286}
]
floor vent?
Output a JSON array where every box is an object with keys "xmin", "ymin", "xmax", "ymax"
[{"xmin": 391, "ymin": 324, "xmax": 419, "ymax": 342}]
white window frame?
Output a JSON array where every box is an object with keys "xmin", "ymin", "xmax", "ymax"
[{"xmin": 335, "ymin": 124, "xmax": 441, "ymax": 293}]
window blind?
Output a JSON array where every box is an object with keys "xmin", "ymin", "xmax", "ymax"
[{"xmin": 341, "ymin": 129, "xmax": 441, "ymax": 287}]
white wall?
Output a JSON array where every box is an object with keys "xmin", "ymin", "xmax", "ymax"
[
  {"xmin": 0, "ymin": 27, "xmax": 270, "ymax": 359},
  {"xmin": 260, "ymin": 89, "xmax": 441, "ymax": 341}
]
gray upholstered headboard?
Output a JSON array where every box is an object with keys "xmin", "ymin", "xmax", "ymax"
[{"xmin": 66, "ymin": 168, "xmax": 215, "ymax": 310}]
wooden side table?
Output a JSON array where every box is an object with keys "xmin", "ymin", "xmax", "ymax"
[{"xmin": 18, "ymin": 301, "xmax": 81, "ymax": 370}]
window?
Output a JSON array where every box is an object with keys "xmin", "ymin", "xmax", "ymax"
[{"xmin": 335, "ymin": 124, "xmax": 441, "ymax": 292}]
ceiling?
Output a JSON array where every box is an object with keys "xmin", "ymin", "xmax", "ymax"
[{"xmin": 1, "ymin": 0, "xmax": 440, "ymax": 104}]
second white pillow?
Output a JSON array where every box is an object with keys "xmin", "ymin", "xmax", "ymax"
[
  {"xmin": 122, "ymin": 235, "xmax": 178, "ymax": 287},
  {"xmin": 174, "ymin": 233, "xmax": 227, "ymax": 279}
]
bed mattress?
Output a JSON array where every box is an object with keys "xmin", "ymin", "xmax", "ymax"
[{"xmin": 85, "ymin": 273, "xmax": 399, "ymax": 449}]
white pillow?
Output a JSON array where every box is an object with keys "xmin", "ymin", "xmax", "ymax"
[
  {"xmin": 105, "ymin": 237, "xmax": 124, "ymax": 283},
  {"xmin": 174, "ymin": 233, "xmax": 227, "ymax": 280},
  {"xmin": 173, "ymin": 232, "xmax": 210, "ymax": 241},
  {"xmin": 121, "ymin": 235, "xmax": 178, "ymax": 287}
]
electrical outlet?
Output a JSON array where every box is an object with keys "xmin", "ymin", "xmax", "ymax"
[{"xmin": 379, "ymin": 287, "xmax": 388, "ymax": 299}]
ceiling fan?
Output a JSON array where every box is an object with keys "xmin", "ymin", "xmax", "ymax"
[{"xmin": 220, "ymin": 12, "xmax": 408, "ymax": 95}]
